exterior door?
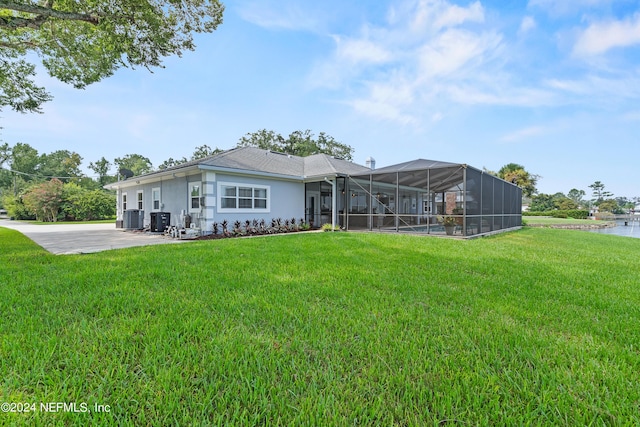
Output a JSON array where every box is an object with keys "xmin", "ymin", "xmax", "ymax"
[{"xmin": 306, "ymin": 191, "xmax": 321, "ymax": 227}]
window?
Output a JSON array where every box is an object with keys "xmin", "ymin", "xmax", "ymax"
[
  {"xmin": 218, "ymin": 182, "xmax": 269, "ymax": 212},
  {"xmin": 136, "ymin": 191, "xmax": 143, "ymax": 210},
  {"xmin": 152, "ymin": 187, "xmax": 161, "ymax": 211},
  {"xmin": 189, "ymin": 182, "xmax": 201, "ymax": 212},
  {"xmin": 122, "ymin": 194, "xmax": 127, "ymax": 211}
]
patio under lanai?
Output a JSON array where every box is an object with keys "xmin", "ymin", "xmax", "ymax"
[{"xmin": 330, "ymin": 158, "xmax": 522, "ymax": 237}]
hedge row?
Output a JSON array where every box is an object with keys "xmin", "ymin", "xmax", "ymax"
[{"xmin": 523, "ymin": 209, "xmax": 589, "ymax": 219}]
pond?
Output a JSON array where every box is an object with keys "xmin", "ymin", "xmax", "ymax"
[{"xmin": 586, "ymin": 219, "xmax": 640, "ymax": 239}]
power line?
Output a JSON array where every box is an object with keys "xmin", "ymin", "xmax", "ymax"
[{"xmin": 0, "ymin": 166, "xmax": 102, "ymax": 180}]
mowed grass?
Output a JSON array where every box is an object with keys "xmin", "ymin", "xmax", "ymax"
[
  {"xmin": 1, "ymin": 227, "xmax": 640, "ymax": 426},
  {"xmin": 523, "ymin": 216, "xmax": 612, "ymax": 226}
]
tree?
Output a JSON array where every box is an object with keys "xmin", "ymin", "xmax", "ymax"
[
  {"xmin": 0, "ymin": 141, "xmax": 9, "ymax": 166},
  {"xmin": 496, "ymin": 163, "xmax": 539, "ymax": 198},
  {"xmin": 192, "ymin": 144, "xmax": 221, "ymax": 160},
  {"xmin": 529, "ymin": 193, "xmax": 556, "ymax": 212},
  {"xmin": 0, "ymin": 0, "xmax": 224, "ymax": 113},
  {"xmin": 0, "ymin": 54, "xmax": 52, "ymax": 113},
  {"xmin": 238, "ymin": 129, "xmax": 354, "ymax": 161},
  {"xmin": 158, "ymin": 145, "xmax": 222, "ymax": 170},
  {"xmin": 8, "ymin": 142, "xmax": 39, "ymax": 177},
  {"xmin": 114, "ymin": 154, "xmax": 153, "ymax": 177},
  {"xmin": 0, "ymin": 142, "xmax": 11, "ymax": 190},
  {"xmin": 157, "ymin": 157, "xmax": 187, "ymax": 170},
  {"xmin": 598, "ymin": 199, "xmax": 620, "ymax": 213},
  {"xmin": 567, "ymin": 188, "xmax": 585, "ymax": 207},
  {"xmin": 89, "ymin": 156, "xmax": 115, "ymax": 186},
  {"xmin": 38, "ymin": 149, "xmax": 83, "ymax": 181},
  {"xmin": 588, "ymin": 181, "xmax": 613, "ymax": 205}
]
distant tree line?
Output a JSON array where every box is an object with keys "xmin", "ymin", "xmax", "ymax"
[{"xmin": 527, "ymin": 181, "xmax": 637, "ymax": 215}]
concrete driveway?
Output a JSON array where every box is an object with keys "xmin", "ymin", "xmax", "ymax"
[{"xmin": 0, "ymin": 220, "xmax": 188, "ymax": 255}]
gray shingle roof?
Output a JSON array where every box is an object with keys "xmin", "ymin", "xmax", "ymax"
[
  {"xmin": 110, "ymin": 147, "xmax": 371, "ymax": 185},
  {"xmin": 200, "ymin": 147, "xmax": 305, "ymax": 176},
  {"xmin": 303, "ymin": 153, "xmax": 371, "ymax": 178}
]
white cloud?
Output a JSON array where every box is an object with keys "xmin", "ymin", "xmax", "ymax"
[
  {"xmin": 333, "ymin": 35, "xmax": 393, "ymax": 65},
  {"xmin": 519, "ymin": 16, "xmax": 536, "ymax": 34},
  {"xmin": 311, "ymin": 0, "xmax": 510, "ymax": 125},
  {"xmin": 416, "ymin": 0, "xmax": 484, "ymax": 32},
  {"xmin": 346, "ymin": 76, "xmax": 418, "ymax": 125},
  {"xmin": 546, "ymin": 74, "xmax": 640, "ymax": 100},
  {"xmin": 573, "ymin": 13, "xmax": 640, "ymax": 56},
  {"xmin": 417, "ymin": 29, "xmax": 502, "ymax": 79},
  {"xmin": 448, "ymin": 85, "xmax": 556, "ymax": 107}
]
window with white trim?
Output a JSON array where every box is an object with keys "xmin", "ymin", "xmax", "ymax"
[
  {"xmin": 152, "ymin": 187, "xmax": 161, "ymax": 211},
  {"xmin": 137, "ymin": 190, "xmax": 143, "ymax": 210},
  {"xmin": 218, "ymin": 182, "xmax": 269, "ymax": 212},
  {"xmin": 122, "ymin": 194, "xmax": 127, "ymax": 211},
  {"xmin": 189, "ymin": 182, "xmax": 201, "ymax": 213}
]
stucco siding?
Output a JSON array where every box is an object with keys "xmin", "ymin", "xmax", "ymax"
[
  {"xmin": 211, "ymin": 173, "xmax": 304, "ymax": 232},
  {"xmin": 111, "ymin": 170, "xmax": 305, "ymax": 234}
]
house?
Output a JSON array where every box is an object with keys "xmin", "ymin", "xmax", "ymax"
[
  {"xmin": 105, "ymin": 147, "xmax": 522, "ymax": 237},
  {"xmin": 105, "ymin": 147, "xmax": 370, "ymax": 233}
]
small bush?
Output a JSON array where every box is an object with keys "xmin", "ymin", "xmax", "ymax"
[
  {"xmin": 199, "ymin": 218, "xmax": 312, "ymax": 240},
  {"xmin": 1, "ymin": 195, "xmax": 35, "ymax": 220},
  {"xmin": 321, "ymin": 223, "xmax": 341, "ymax": 232},
  {"xmin": 523, "ymin": 209, "xmax": 588, "ymax": 219}
]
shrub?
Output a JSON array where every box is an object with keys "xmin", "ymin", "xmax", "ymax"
[
  {"xmin": 21, "ymin": 179, "xmax": 64, "ymax": 222},
  {"xmin": 199, "ymin": 218, "xmax": 313, "ymax": 240},
  {"xmin": 65, "ymin": 190, "xmax": 115, "ymax": 220},
  {"xmin": 321, "ymin": 223, "xmax": 341, "ymax": 232},
  {"xmin": 1, "ymin": 194, "xmax": 35, "ymax": 220},
  {"xmin": 523, "ymin": 209, "xmax": 588, "ymax": 219}
]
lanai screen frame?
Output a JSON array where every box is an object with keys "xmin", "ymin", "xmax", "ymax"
[{"xmin": 342, "ymin": 160, "xmax": 522, "ymax": 237}]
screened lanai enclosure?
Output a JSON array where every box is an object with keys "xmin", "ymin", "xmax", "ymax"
[{"xmin": 306, "ymin": 159, "xmax": 522, "ymax": 237}]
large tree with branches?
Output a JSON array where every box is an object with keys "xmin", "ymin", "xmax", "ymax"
[{"xmin": 0, "ymin": 0, "xmax": 224, "ymax": 113}]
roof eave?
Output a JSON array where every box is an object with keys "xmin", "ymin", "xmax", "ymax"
[
  {"xmin": 103, "ymin": 165, "xmax": 201, "ymax": 190},
  {"xmin": 198, "ymin": 165, "xmax": 303, "ymax": 181}
]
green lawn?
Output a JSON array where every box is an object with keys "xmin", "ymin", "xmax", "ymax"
[
  {"xmin": 1, "ymin": 227, "xmax": 639, "ymax": 425},
  {"xmin": 523, "ymin": 216, "xmax": 612, "ymax": 227}
]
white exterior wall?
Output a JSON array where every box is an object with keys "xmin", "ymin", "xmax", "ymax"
[
  {"xmin": 210, "ymin": 173, "xmax": 304, "ymax": 233},
  {"xmin": 112, "ymin": 170, "xmax": 305, "ymax": 234}
]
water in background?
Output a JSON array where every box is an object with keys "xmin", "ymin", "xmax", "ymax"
[{"xmin": 586, "ymin": 219, "xmax": 640, "ymax": 239}]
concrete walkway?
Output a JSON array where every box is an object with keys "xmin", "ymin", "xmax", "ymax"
[{"xmin": 0, "ymin": 220, "xmax": 188, "ymax": 255}]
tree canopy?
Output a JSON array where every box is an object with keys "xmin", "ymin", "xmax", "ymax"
[
  {"xmin": 589, "ymin": 181, "xmax": 614, "ymax": 205},
  {"xmin": 496, "ymin": 163, "xmax": 539, "ymax": 198},
  {"xmin": 238, "ymin": 129, "xmax": 354, "ymax": 161},
  {"xmin": 114, "ymin": 154, "xmax": 152, "ymax": 177},
  {"xmin": 0, "ymin": 0, "xmax": 225, "ymax": 113}
]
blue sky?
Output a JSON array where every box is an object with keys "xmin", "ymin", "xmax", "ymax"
[{"xmin": 2, "ymin": 0, "xmax": 640, "ymax": 198}]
